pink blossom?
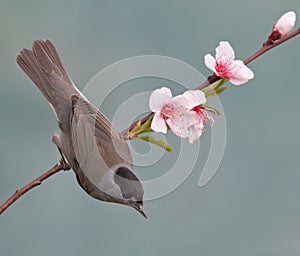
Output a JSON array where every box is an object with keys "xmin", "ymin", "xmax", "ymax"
[
  {"xmin": 204, "ymin": 41, "xmax": 254, "ymax": 86},
  {"xmin": 272, "ymin": 11, "xmax": 296, "ymax": 39},
  {"xmin": 188, "ymin": 106, "xmax": 214, "ymax": 143},
  {"xmin": 149, "ymin": 87, "xmax": 213, "ymax": 143}
]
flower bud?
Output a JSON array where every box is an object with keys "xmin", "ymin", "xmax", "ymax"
[{"xmin": 269, "ymin": 11, "xmax": 296, "ymax": 42}]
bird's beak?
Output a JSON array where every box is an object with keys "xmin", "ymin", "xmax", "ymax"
[{"xmin": 134, "ymin": 204, "xmax": 147, "ymax": 219}]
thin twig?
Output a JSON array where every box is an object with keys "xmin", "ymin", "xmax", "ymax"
[
  {"xmin": 198, "ymin": 28, "xmax": 300, "ymax": 90},
  {"xmin": 0, "ymin": 163, "xmax": 64, "ymax": 215},
  {"xmin": 122, "ymin": 27, "xmax": 300, "ymax": 138},
  {"xmin": 244, "ymin": 27, "xmax": 300, "ymax": 65}
]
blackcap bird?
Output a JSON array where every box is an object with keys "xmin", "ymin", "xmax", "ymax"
[{"xmin": 16, "ymin": 39, "xmax": 146, "ymax": 218}]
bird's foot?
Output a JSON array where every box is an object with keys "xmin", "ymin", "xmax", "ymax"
[
  {"xmin": 52, "ymin": 135, "xmax": 71, "ymax": 171},
  {"xmin": 60, "ymin": 158, "xmax": 71, "ymax": 171}
]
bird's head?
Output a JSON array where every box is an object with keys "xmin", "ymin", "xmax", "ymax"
[{"xmin": 112, "ymin": 166, "xmax": 147, "ymax": 218}]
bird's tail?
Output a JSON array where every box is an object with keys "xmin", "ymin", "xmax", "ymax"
[{"xmin": 16, "ymin": 39, "xmax": 80, "ymax": 126}]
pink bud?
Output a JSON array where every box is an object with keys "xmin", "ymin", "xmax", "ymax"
[{"xmin": 270, "ymin": 11, "xmax": 296, "ymax": 41}]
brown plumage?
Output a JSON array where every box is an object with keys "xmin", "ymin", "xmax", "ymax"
[{"xmin": 16, "ymin": 39, "xmax": 146, "ymax": 218}]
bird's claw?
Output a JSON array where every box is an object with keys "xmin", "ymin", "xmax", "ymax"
[{"xmin": 60, "ymin": 158, "xmax": 71, "ymax": 170}]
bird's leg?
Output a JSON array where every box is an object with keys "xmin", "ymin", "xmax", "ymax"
[
  {"xmin": 58, "ymin": 148, "xmax": 71, "ymax": 171},
  {"xmin": 52, "ymin": 135, "xmax": 71, "ymax": 170}
]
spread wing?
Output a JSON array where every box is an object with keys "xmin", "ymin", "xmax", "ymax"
[{"xmin": 70, "ymin": 95, "xmax": 133, "ymax": 189}]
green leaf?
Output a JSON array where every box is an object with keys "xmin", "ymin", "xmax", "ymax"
[
  {"xmin": 136, "ymin": 135, "xmax": 173, "ymax": 152},
  {"xmin": 130, "ymin": 120, "xmax": 141, "ymax": 133},
  {"xmin": 202, "ymin": 79, "xmax": 228, "ymax": 98},
  {"xmin": 128, "ymin": 114, "xmax": 155, "ymax": 138},
  {"xmin": 135, "ymin": 127, "xmax": 153, "ymax": 135},
  {"xmin": 215, "ymin": 86, "xmax": 228, "ymax": 95},
  {"xmin": 213, "ymin": 78, "xmax": 227, "ymax": 89},
  {"xmin": 140, "ymin": 113, "xmax": 154, "ymax": 129}
]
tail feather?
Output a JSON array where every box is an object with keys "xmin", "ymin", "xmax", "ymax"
[
  {"xmin": 16, "ymin": 39, "xmax": 80, "ymax": 127},
  {"xmin": 32, "ymin": 40, "xmax": 71, "ymax": 81},
  {"xmin": 16, "ymin": 48, "xmax": 42, "ymax": 92}
]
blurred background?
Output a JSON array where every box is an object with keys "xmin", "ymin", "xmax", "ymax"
[{"xmin": 1, "ymin": 1, "xmax": 300, "ymax": 255}]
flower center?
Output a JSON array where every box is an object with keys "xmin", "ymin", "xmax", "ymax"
[{"xmin": 215, "ymin": 55, "xmax": 235, "ymax": 79}]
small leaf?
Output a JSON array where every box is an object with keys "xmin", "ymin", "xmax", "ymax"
[
  {"xmin": 140, "ymin": 113, "xmax": 154, "ymax": 129},
  {"xmin": 202, "ymin": 79, "xmax": 228, "ymax": 98},
  {"xmin": 130, "ymin": 120, "xmax": 141, "ymax": 133},
  {"xmin": 136, "ymin": 135, "xmax": 173, "ymax": 152},
  {"xmin": 215, "ymin": 86, "xmax": 228, "ymax": 95},
  {"xmin": 213, "ymin": 78, "xmax": 227, "ymax": 89},
  {"xmin": 135, "ymin": 127, "xmax": 153, "ymax": 135}
]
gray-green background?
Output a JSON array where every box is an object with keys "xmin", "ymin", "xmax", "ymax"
[{"xmin": 1, "ymin": 1, "xmax": 300, "ymax": 255}]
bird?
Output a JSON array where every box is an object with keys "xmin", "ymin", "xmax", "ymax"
[{"xmin": 16, "ymin": 39, "xmax": 146, "ymax": 218}]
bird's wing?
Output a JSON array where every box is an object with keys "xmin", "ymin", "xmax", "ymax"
[{"xmin": 70, "ymin": 95, "xmax": 133, "ymax": 186}]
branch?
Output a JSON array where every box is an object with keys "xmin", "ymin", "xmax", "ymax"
[
  {"xmin": 0, "ymin": 163, "xmax": 65, "ymax": 215},
  {"xmin": 244, "ymin": 27, "xmax": 300, "ymax": 65},
  {"xmin": 197, "ymin": 27, "xmax": 300, "ymax": 90},
  {"xmin": 121, "ymin": 27, "xmax": 300, "ymax": 138}
]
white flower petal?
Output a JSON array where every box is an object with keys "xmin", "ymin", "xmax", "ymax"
[
  {"xmin": 182, "ymin": 90, "xmax": 207, "ymax": 109},
  {"xmin": 229, "ymin": 60, "xmax": 254, "ymax": 85},
  {"xmin": 215, "ymin": 41, "xmax": 235, "ymax": 60},
  {"xmin": 151, "ymin": 113, "xmax": 167, "ymax": 133},
  {"xmin": 188, "ymin": 120, "xmax": 204, "ymax": 143},
  {"xmin": 274, "ymin": 11, "xmax": 296, "ymax": 36},
  {"xmin": 204, "ymin": 54, "xmax": 217, "ymax": 73},
  {"xmin": 149, "ymin": 87, "xmax": 172, "ymax": 112},
  {"xmin": 166, "ymin": 107, "xmax": 195, "ymax": 138},
  {"xmin": 167, "ymin": 119, "xmax": 189, "ymax": 138},
  {"xmin": 171, "ymin": 95, "xmax": 189, "ymax": 109}
]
